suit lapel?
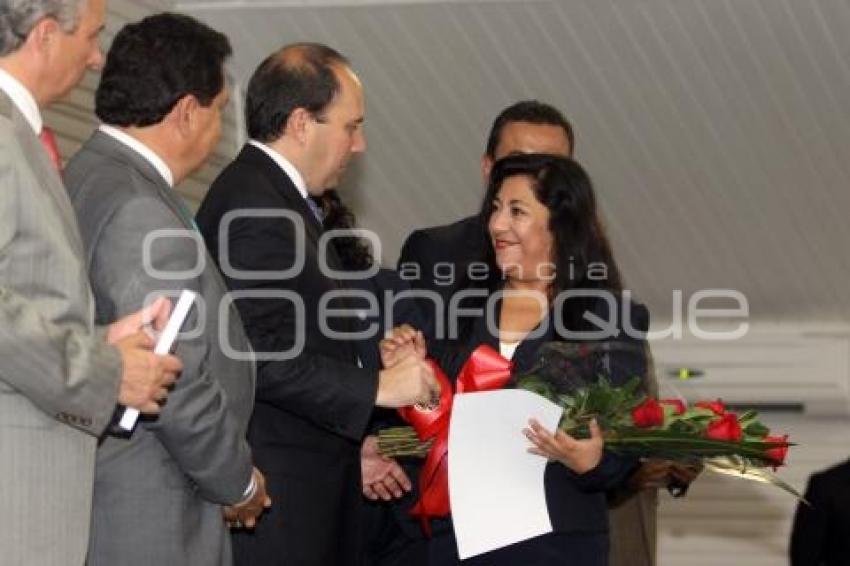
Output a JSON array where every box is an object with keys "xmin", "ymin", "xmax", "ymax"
[
  {"xmin": 84, "ymin": 132, "xmax": 255, "ymax": 339},
  {"xmin": 511, "ymin": 314, "xmax": 555, "ymax": 373},
  {"xmin": 85, "ymin": 131, "xmax": 197, "ymax": 231},
  {"xmin": 469, "ymin": 297, "xmax": 555, "ymax": 373},
  {"xmin": 2, "ymin": 91, "xmax": 85, "ymax": 258},
  {"xmin": 237, "ymin": 145, "xmax": 323, "ymax": 244},
  {"xmin": 235, "ymin": 144, "xmax": 350, "ymax": 277}
]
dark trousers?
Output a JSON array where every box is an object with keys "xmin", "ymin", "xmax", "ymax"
[{"xmin": 234, "ymin": 459, "xmax": 364, "ymax": 566}]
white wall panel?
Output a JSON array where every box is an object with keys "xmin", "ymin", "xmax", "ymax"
[{"xmin": 179, "ymin": 0, "xmax": 850, "ymax": 325}]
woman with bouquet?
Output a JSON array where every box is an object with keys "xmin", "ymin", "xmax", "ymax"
[{"xmin": 381, "ymin": 153, "xmax": 652, "ymax": 565}]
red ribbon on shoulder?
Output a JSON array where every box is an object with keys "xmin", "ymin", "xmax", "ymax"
[{"xmin": 398, "ymin": 344, "xmax": 513, "ymax": 535}]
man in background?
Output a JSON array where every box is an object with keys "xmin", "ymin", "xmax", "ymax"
[
  {"xmin": 65, "ymin": 13, "xmax": 269, "ymax": 565},
  {"xmin": 398, "ymin": 100, "xmax": 573, "ymax": 315},
  {"xmin": 198, "ymin": 43, "xmax": 438, "ymax": 565},
  {"xmin": 0, "ymin": 1, "xmax": 181, "ymax": 564}
]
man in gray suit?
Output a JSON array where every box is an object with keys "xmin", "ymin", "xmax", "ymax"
[
  {"xmin": 0, "ymin": 1, "xmax": 183, "ymax": 564},
  {"xmin": 64, "ymin": 13, "xmax": 269, "ymax": 566}
]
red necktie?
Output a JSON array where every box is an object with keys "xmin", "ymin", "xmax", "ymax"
[{"xmin": 39, "ymin": 126, "xmax": 63, "ymax": 174}]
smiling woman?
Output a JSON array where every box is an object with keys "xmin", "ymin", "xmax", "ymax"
[
  {"xmin": 376, "ymin": 153, "xmax": 653, "ymax": 566},
  {"xmin": 482, "ymin": 153, "xmax": 623, "ymax": 301}
]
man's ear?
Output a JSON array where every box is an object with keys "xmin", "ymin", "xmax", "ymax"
[
  {"xmin": 481, "ymin": 155, "xmax": 494, "ymax": 183},
  {"xmin": 27, "ymin": 17, "xmax": 60, "ymax": 56},
  {"xmin": 286, "ymin": 107, "xmax": 311, "ymax": 145},
  {"xmin": 171, "ymin": 94, "xmax": 200, "ymax": 137}
]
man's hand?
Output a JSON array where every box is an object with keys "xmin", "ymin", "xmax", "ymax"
[
  {"xmin": 361, "ymin": 435, "xmax": 412, "ymax": 501},
  {"xmin": 379, "ymin": 324, "xmax": 426, "ymax": 369},
  {"xmin": 627, "ymin": 459, "xmax": 702, "ymax": 494},
  {"xmin": 114, "ymin": 332, "xmax": 182, "ymax": 414},
  {"xmin": 107, "ymin": 296, "xmax": 172, "ymax": 344},
  {"xmin": 224, "ymin": 468, "xmax": 272, "ymax": 529},
  {"xmin": 375, "ymin": 353, "xmax": 439, "ymax": 408}
]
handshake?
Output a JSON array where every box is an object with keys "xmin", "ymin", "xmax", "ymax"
[{"xmin": 374, "ymin": 325, "xmax": 439, "ymax": 409}]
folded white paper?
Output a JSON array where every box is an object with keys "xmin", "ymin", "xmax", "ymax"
[
  {"xmin": 118, "ymin": 290, "xmax": 197, "ymax": 431},
  {"xmin": 448, "ymin": 389, "xmax": 564, "ymax": 559}
]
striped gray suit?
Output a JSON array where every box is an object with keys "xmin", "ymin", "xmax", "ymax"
[{"xmin": 0, "ymin": 91, "xmax": 122, "ymax": 565}]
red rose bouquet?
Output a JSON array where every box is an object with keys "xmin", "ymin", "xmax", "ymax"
[{"xmin": 379, "ymin": 341, "xmax": 800, "ymax": 500}]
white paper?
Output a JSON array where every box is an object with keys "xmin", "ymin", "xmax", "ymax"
[
  {"xmin": 118, "ymin": 290, "xmax": 197, "ymax": 431},
  {"xmin": 448, "ymin": 389, "xmax": 564, "ymax": 559}
]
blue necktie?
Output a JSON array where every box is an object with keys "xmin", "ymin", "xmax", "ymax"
[{"xmin": 306, "ymin": 196, "xmax": 324, "ymax": 225}]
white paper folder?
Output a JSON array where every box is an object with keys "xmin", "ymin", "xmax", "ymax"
[{"xmin": 118, "ymin": 289, "xmax": 197, "ymax": 431}]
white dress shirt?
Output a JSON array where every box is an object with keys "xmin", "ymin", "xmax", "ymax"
[
  {"xmin": 98, "ymin": 124, "xmax": 174, "ymax": 187},
  {"xmin": 499, "ymin": 341, "xmax": 520, "ymax": 360},
  {"xmin": 0, "ymin": 68, "xmax": 42, "ymax": 134},
  {"xmin": 248, "ymin": 139, "xmax": 309, "ymax": 200}
]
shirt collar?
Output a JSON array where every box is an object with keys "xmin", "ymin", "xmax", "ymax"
[
  {"xmin": 0, "ymin": 68, "xmax": 42, "ymax": 134},
  {"xmin": 249, "ymin": 139, "xmax": 309, "ymax": 200},
  {"xmin": 98, "ymin": 124, "xmax": 175, "ymax": 187}
]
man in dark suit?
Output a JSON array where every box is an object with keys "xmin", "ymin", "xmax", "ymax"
[
  {"xmin": 394, "ymin": 100, "xmax": 697, "ymax": 566},
  {"xmin": 65, "ymin": 14, "xmax": 268, "ymax": 565},
  {"xmin": 197, "ymin": 43, "xmax": 439, "ymax": 566},
  {"xmin": 397, "ymin": 100, "xmax": 573, "ymax": 325},
  {"xmin": 790, "ymin": 458, "xmax": 850, "ymax": 566}
]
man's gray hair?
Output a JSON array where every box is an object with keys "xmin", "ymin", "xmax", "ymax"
[{"xmin": 0, "ymin": 0, "xmax": 84, "ymax": 57}]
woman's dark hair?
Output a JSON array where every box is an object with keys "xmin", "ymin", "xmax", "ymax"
[
  {"xmin": 95, "ymin": 13, "xmax": 231, "ymax": 127},
  {"xmin": 316, "ymin": 190, "xmax": 373, "ymax": 271},
  {"xmin": 480, "ymin": 153, "xmax": 623, "ymax": 296}
]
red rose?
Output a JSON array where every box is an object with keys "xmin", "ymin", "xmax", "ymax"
[
  {"xmin": 764, "ymin": 435, "xmax": 789, "ymax": 466},
  {"xmin": 632, "ymin": 398, "xmax": 664, "ymax": 428},
  {"xmin": 659, "ymin": 399, "xmax": 686, "ymax": 415},
  {"xmin": 695, "ymin": 399, "xmax": 726, "ymax": 415},
  {"xmin": 705, "ymin": 413, "xmax": 742, "ymax": 441}
]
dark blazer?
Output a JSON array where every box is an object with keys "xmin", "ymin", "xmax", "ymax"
[
  {"xmin": 398, "ymin": 216, "xmax": 485, "ymax": 281},
  {"xmin": 790, "ymin": 459, "xmax": 850, "ymax": 566},
  {"xmin": 391, "ymin": 295, "xmax": 647, "ymax": 566},
  {"xmin": 397, "ymin": 215, "xmax": 487, "ymax": 334},
  {"xmin": 65, "ymin": 131, "xmax": 256, "ymax": 566},
  {"xmin": 396, "ymin": 218, "xmax": 658, "ymax": 566},
  {"xmin": 347, "ymin": 268, "xmax": 428, "ymax": 371},
  {"xmin": 197, "ymin": 144, "xmax": 378, "ymax": 566}
]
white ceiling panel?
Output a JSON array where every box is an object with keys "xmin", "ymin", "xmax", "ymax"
[{"xmin": 177, "ymin": 0, "xmax": 850, "ymax": 323}]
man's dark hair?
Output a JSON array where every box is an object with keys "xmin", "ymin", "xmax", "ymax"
[
  {"xmin": 95, "ymin": 13, "xmax": 231, "ymax": 127},
  {"xmin": 484, "ymin": 100, "xmax": 575, "ymax": 158},
  {"xmin": 245, "ymin": 43, "xmax": 349, "ymax": 142}
]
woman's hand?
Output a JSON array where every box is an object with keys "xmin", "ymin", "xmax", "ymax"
[
  {"xmin": 524, "ymin": 418, "xmax": 604, "ymax": 475},
  {"xmin": 379, "ymin": 324, "xmax": 426, "ymax": 368}
]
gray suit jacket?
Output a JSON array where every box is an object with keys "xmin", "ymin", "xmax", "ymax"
[
  {"xmin": 0, "ymin": 92, "xmax": 123, "ymax": 565},
  {"xmin": 65, "ymin": 131, "xmax": 256, "ymax": 566}
]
